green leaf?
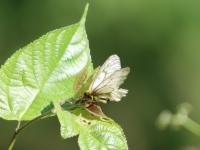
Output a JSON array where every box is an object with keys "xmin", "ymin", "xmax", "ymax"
[
  {"xmin": 53, "ymin": 101, "xmax": 79, "ymax": 138},
  {"xmin": 53, "ymin": 98, "xmax": 128, "ymax": 149},
  {"xmin": 53, "ymin": 100, "xmax": 128, "ymax": 150},
  {"xmin": 78, "ymin": 120, "xmax": 128, "ymax": 150},
  {"xmin": 0, "ymin": 3, "xmax": 93, "ymax": 120}
]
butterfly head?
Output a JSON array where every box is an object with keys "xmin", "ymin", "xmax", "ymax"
[{"xmin": 83, "ymin": 91, "xmax": 94, "ymax": 100}]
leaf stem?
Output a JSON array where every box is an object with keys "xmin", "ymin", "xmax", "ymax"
[
  {"xmin": 7, "ymin": 111, "xmax": 52, "ymax": 150},
  {"xmin": 8, "ymin": 121, "xmax": 21, "ymax": 150},
  {"xmin": 7, "ymin": 99, "xmax": 75, "ymax": 150}
]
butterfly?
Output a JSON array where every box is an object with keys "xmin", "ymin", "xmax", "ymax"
[{"xmin": 82, "ymin": 54, "xmax": 130, "ymax": 105}]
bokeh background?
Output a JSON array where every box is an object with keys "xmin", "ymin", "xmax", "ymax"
[{"xmin": 1, "ymin": 0, "xmax": 200, "ymax": 150}]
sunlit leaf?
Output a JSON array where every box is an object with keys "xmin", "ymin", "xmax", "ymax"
[
  {"xmin": 78, "ymin": 120, "xmax": 128, "ymax": 150},
  {"xmin": 54, "ymin": 100, "xmax": 128, "ymax": 150},
  {"xmin": 53, "ymin": 101, "xmax": 79, "ymax": 138},
  {"xmin": 0, "ymin": 3, "xmax": 93, "ymax": 121}
]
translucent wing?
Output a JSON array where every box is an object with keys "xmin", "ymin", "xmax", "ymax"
[
  {"xmin": 94, "ymin": 67, "xmax": 130, "ymax": 102},
  {"xmin": 88, "ymin": 55, "xmax": 121, "ymax": 91},
  {"xmin": 94, "ymin": 67, "xmax": 130, "ymax": 94},
  {"xmin": 109, "ymin": 88, "xmax": 128, "ymax": 101}
]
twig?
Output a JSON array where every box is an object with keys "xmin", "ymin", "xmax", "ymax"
[
  {"xmin": 7, "ymin": 99, "xmax": 76, "ymax": 150},
  {"xmin": 7, "ymin": 110, "xmax": 52, "ymax": 150},
  {"xmin": 8, "ymin": 121, "xmax": 21, "ymax": 150}
]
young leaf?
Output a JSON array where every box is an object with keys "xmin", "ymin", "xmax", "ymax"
[
  {"xmin": 53, "ymin": 101, "xmax": 79, "ymax": 138},
  {"xmin": 78, "ymin": 120, "xmax": 128, "ymax": 150},
  {"xmin": 54, "ymin": 99, "xmax": 128, "ymax": 150},
  {"xmin": 0, "ymin": 3, "xmax": 92, "ymax": 120}
]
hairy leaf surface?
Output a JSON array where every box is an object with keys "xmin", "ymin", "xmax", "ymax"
[
  {"xmin": 78, "ymin": 120, "xmax": 128, "ymax": 150},
  {"xmin": 53, "ymin": 101, "xmax": 79, "ymax": 138},
  {"xmin": 0, "ymin": 4, "xmax": 92, "ymax": 120},
  {"xmin": 53, "ymin": 101, "xmax": 128, "ymax": 150}
]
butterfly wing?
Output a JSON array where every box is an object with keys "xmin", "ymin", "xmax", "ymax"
[
  {"xmin": 88, "ymin": 54, "xmax": 130, "ymax": 102},
  {"xmin": 88, "ymin": 55, "xmax": 121, "ymax": 92},
  {"xmin": 95, "ymin": 67, "xmax": 130, "ymax": 101},
  {"xmin": 94, "ymin": 67, "xmax": 130, "ymax": 93}
]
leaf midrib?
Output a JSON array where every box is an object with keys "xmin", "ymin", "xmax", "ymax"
[{"xmin": 20, "ymin": 23, "xmax": 82, "ymax": 120}]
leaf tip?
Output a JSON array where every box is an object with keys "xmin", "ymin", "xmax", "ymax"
[{"xmin": 80, "ymin": 3, "xmax": 90, "ymax": 25}]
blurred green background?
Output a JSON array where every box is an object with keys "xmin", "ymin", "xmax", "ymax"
[{"xmin": 1, "ymin": 0, "xmax": 200, "ymax": 150}]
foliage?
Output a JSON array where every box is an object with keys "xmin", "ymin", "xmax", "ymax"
[
  {"xmin": 0, "ymin": 3, "xmax": 128, "ymax": 150},
  {"xmin": 54, "ymin": 101, "xmax": 128, "ymax": 150}
]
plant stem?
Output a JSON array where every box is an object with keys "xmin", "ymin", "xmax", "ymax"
[
  {"xmin": 183, "ymin": 118, "xmax": 200, "ymax": 136},
  {"xmin": 7, "ymin": 100, "xmax": 74, "ymax": 150},
  {"xmin": 8, "ymin": 121, "xmax": 21, "ymax": 150},
  {"xmin": 7, "ymin": 111, "xmax": 52, "ymax": 150}
]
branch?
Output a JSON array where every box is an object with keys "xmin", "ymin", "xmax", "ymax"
[
  {"xmin": 8, "ymin": 121, "xmax": 21, "ymax": 150},
  {"xmin": 7, "ymin": 99, "xmax": 74, "ymax": 150},
  {"xmin": 7, "ymin": 111, "xmax": 52, "ymax": 150}
]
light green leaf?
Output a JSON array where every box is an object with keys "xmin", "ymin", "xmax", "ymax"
[
  {"xmin": 78, "ymin": 120, "xmax": 128, "ymax": 150},
  {"xmin": 53, "ymin": 101, "xmax": 79, "ymax": 138},
  {"xmin": 54, "ymin": 100, "xmax": 128, "ymax": 149},
  {"xmin": 0, "ymin": 3, "xmax": 93, "ymax": 120}
]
